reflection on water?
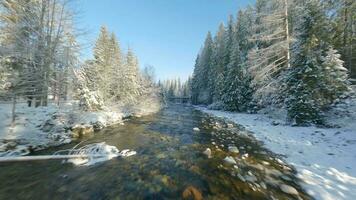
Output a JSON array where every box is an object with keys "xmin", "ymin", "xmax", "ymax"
[{"xmin": 0, "ymin": 104, "xmax": 312, "ymax": 200}]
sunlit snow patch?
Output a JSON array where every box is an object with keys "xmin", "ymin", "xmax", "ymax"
[{"xmin": 54, "ymin": 142, "xmax": 136, "ymax": 166}]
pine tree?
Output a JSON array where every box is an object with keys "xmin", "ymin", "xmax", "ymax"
[
  {"xmin": 284, "ymin": 0, "xmax": 349, "ymax": 125},
  {"xmin": 221, "ymin": 11, "xmax": 253, "ymax": 111},
  {"xmin": 191, "ymin": 55, "xmax": 200, "ymax": 104},
  {"xmin": 191, "ymin": 32, "xmax": 214, "ymax": 104},
  {"xmin": 321, "ymin": 48, "xmax": 350, "ymax": 101},
  {"xmin": 121, "ymin": 48, "xmax": 141, "ymax": 102},
  {"xmin": 92, "ymin": 26, "xmax": 111, "ymax": 99},
  {"xmin": 326, "ymin": 0, "xmax": 355, "ymax": 78},
  {"xmin": 211, "ymin": 23, "xmax": 227, "ymax": 103},
  {"xmin": 107, "ymin": 33, "xmax": 123, "ymax": 101}
]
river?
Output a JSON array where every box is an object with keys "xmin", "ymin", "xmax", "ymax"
[{"xmin": 0, "ymin": 104, "xmax": 312, "ymax": 200}]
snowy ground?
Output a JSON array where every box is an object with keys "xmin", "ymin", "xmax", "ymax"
[
  {"xmin": 0, "ymin": 103, "xmax": 69, "ymax": 155},
  {"xmin": 0, "ymin": 99, "xmax": 161, "ymax": 157},
  {"xmin": 196, "ymin": 96, "xmax": 356, "ymax": 200}
]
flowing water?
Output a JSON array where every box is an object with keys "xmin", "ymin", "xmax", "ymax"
[{"xmin": 0, "ymin": 104, "xmax": 312, "ymax": 200}]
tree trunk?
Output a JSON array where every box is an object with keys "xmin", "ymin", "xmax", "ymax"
[
  {"xmin": 11, "ymin": 93, "xmax": 16, "ymax": 128},
  {"xmin": 284, "ymin": 0, "xmax": 290, "ymax": 68}
]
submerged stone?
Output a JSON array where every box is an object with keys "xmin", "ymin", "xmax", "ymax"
[
  {"xmin": 228, "ymin": 146, "xmax": 239, "ymax": 154},
  {"xmin": 182, "ymin": 186, "xmax": 203, "ymax": 200},
  {"xmin": 224, "ymin": 156, "xmax": 237, "ymax": 165}
]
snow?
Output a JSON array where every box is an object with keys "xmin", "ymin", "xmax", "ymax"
[
  {"xmin": 0, "ymin": 103, "xmax": 66, "ymax": 154},
  {"xmin": 0, "ymin": 100, "xmax": 155, "ymax": 157},
  {"xmin": 196, "ymin": 96, "xmax": 356, "ymax": 200},
  {"xmin": 63, "ymin": 142, "xmax": 136, "ymax": 166}
]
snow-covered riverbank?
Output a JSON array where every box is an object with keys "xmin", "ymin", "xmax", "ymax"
[
  {"xmin": 0, "ymin": 100, "xmax": 161, "ymax": 157},
  {"xmin": 196, "ymin": 97, "xmax": 356, "ymax": 200}
]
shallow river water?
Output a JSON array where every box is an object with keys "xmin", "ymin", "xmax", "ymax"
[{"xmin": 0, "ymin": 104, "xmax": 312, "ymax": 200}]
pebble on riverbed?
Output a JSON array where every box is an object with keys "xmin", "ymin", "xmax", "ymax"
[
  {"xmin": 242, "ymin": 153, "xmax": 249, "ymax": 159},
  {"xmin": 224, "ymin": 156, "xmax": 237, "ymax": 165},
  {"xmin": 203, "ymin": 148, "xmax": 212, "ymax": 158},
  {"xmin": 228, "ymin": 146, "xmax": 239, "ymax": 154}
]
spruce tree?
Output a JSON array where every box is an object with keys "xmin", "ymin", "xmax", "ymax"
[
  {"xmin": 211, "ymin": 23, "xmax": 227, "ymax": 103},
  {"xmin": 284, "ymin": 0, "xmax": 349, "ymax": 125},
  {"xmin": 92, "ymin": 26, "xmax": 111, "ymax": 100},
  {"xmin": 191, "ymin": 32, "xmax": 214, "ymax": 104},
  {"xmin": 222, "ymin": 11, "xmax": 253, "ymax": 111},
  {"xmin": 122, "ymin": 48, "xmax": 141, "ymax": 102}
]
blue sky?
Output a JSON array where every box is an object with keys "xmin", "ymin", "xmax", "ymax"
[{"xmin": 77, "ymin": 0, "xmax": 255, "ymax": 81}]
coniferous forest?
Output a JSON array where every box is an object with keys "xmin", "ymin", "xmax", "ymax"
[{"xmin": 190, "ymin": 0, "xmax": 355, "ymax": 125}]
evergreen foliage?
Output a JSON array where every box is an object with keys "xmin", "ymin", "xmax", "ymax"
[{"xmin": 191, "ymin": 0, "xmax": 352, "ymax": 125}]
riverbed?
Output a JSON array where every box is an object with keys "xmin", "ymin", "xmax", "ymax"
[{"xmin": 0, "ymin": 104, "xmax": 312, "ymax": 199}]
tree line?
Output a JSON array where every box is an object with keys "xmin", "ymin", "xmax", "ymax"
[
  {"xmin": 159, "ymin": 77, "xmax": 192, "ymax": 100},
  {"xmin": 191, "ymin": 0, "xmax": 355, "ymax": 125},
  {"xmin": 0, "ymin": 0, "xmax": 160, "ymax": 113},
  {"xmin": 76, "ymin": 26, "xmax": 158, "ymax": 111}
]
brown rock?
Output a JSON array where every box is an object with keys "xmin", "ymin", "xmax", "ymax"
[
  {"xmin": 71, "ymin": 124, "xmax": 94, "ymax": 138},
  {"xmin": 182, "ymin": 186, "xmax": 203, "ymax": 200}
]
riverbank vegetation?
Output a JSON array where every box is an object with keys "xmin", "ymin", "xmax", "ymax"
[{"xmin": 191, "ymin": 0, "xmax": 355, "ymax": 126}]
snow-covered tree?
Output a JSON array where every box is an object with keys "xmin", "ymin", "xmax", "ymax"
[
  {"xmin": 0, "ymin": 0, "xmax": 79, "ymax": 107},
  {"xmin": 325, "ymin": 0, "xmax": 355, "ymax": 79},
  {"xmin": 211, "ymin": 23, "xmax": 228, "ymax": 103},
  {"xmin": 73, "ymin": 68, "xmax": 104, "ymax": 111},
  {"xmin": 248, "ymin": 0, "xmax": 292, "ymax": 107},
  {"xmin": 91, "ymin": 26, "xmax": 112, "ymax": 100},
  {"xmin": 284, "ymin": 0, "xmax": 350, "ymax": 125},
  {"xmin": 191, "ymin": 32, "xmax": 214, "ymax": 104},
  {"xmin": 321, "ymin": 48, "xmax": 350, "ymax": 101},
  {"xmin": 161, "ymin": 78, "xmax": 191, "ymax": 101},
  {"xmin": 120, "ymin": 48, "xmax": 141, "ymax": 103},
  {"xmin": 141, "ymin": 65, "xmax": 156, "ymax": 86},
  {"xmin": 221, "ymin": 11, "xmax": 253, "ymax": 111}
]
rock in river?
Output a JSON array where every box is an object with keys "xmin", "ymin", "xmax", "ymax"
[
  {"xmin": 224, "ymin": 156, "xmax": 237, "ymax": 165},
  {"xmin": 182, "ymin": 186, "xmax": 203, "ymax": 200},
  {"xmin": 228, "ymin": 146, "xmax": 239, "ymax": 154},
  {"xmin": 193, "ymin": 127, "xmax": 200, "ymax": 132},
  {"xmin": 203, "ymin": 148, "xmax": 212, "ymax": 158},
  {"xmin": 71, "ymin": 124, "xmax": 94, "ymax": 138},
  {"xmin": 280, "ymin": 184, "xmax": 299, "ymax": 195}
]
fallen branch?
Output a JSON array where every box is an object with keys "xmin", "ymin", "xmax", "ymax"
[
  {"xmin": 0, "ymin": 142, "xmax": 137, "ymax": 166},
  {"xmin": 0, "ymin": 154, "xmax": 102, "ymax": 163}
]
